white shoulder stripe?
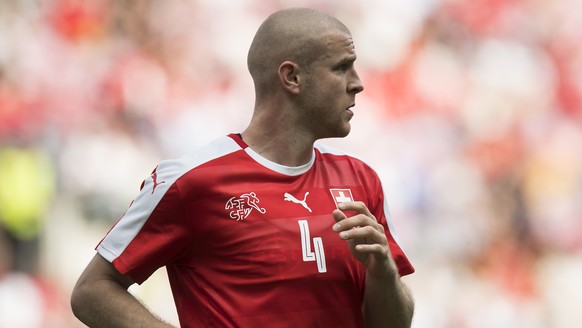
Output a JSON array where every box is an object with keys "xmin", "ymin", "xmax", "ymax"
[
  {"xmin": 380, "ymin": 179, "xmax": 402, "ymax": 245},
  {"xmin": 97, "ymin": 136, "xmax": 241, "ymax": 262}
]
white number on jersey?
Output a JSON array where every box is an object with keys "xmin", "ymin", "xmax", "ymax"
[{"xmin": 298, "ymin": 220, "xmax": 327, "ymax": 273}]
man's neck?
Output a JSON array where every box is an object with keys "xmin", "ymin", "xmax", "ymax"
[{"xmin": 241, "ymin": 123, "xmax": 315, "ymax": 167}]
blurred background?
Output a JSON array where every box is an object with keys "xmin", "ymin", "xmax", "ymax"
[{"xmin": 1, "ymin": 0, "xmax": 581, "ymax": 327}]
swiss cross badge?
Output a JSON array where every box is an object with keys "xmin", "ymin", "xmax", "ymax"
[{"xmin": 329, "ymin": 188, "xmax": 354, "ymax": 208}]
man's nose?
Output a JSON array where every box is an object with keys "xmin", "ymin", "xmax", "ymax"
[{"xmin": 349, "ymin": 70, "xmax": 364, "ymax": 94}]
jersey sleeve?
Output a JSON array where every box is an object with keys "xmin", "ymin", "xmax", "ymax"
[
  {"xmin": 96, "ymin": 160, "xmax": 192, "ymax": 284},
  {"xmin": 368, "ymin": 170, "xmax": 415, "ymax": 277}
]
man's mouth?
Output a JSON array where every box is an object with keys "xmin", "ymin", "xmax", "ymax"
[{"xmin": 346, "ymin": 104, "xmax": 355, "ymax": 117}]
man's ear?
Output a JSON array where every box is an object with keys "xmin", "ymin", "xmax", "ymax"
[{"xmin": 278, "ymin": 61, "xmax": 301, "ymax": 95}]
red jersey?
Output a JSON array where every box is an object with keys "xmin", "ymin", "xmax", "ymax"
[{"xmin": 97, "ymin": 134, "xmax": 414, "ymax": 327}]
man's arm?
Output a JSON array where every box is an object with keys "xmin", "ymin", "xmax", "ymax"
[
  {"xmin": 71, "ymin": 253, "xmax": 175, "ymax": 328},
  {"xmin": 363, "ymin": 265, "xmax": 414, "ymax": 327},
  {"xmin": 332, "ymin": 202, "xmax": 414, "ymax": 328}
]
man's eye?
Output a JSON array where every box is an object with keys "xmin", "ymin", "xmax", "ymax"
[{"xmin": 337, "ymin": 63, "xmax": 350, "ymax": 71}]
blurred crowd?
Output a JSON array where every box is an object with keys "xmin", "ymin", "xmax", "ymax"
[{"xmin": 1, "ymin": 0, "xmax": 581, "ymax": 327}]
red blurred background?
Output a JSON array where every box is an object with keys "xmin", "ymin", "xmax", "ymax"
[{"xmin": 1, "ymin": 1, "xmax": 580, "ymax": 327}]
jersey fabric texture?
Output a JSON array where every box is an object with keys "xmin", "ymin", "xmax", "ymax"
[{"xmin": 97, "ymin": 134, "xmax": 414, "ymax": 328}]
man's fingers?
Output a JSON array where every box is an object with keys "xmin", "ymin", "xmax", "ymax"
[
  {"xmin": 333, "ymin": 213, "xmax": 379, "ymax": 232},
  {"xmin": 332, "ymin": 201, "xmax": 384, "ymax": 242},
  {"xmin": 332, "ymin": 209, "xmax": 347, "ymax": 223},
  {"xmin": 354, "ymin": 243, "xmax": 386, "ymax": 254},
  {"xmin": 337, "ymin": 201, "xmax": 373, "ymax": 217},
  {"xmin": 337, "ymin": 225, "xmax": 384, "ymax": 242}
]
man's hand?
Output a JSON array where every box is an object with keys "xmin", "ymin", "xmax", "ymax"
[
  {"xmin": 332, "ymin": 201, "xmax": 414, "ymax": 327},
  {"xmin": 332, "ymin": 201, "xmax": 398, "ymax": 278}
]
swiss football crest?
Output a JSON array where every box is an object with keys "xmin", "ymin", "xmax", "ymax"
[
  {"xmin": 329, "ymin": 188, "xmax": 354, "ymax": 208},
  {"xmin": 225, "ymin": 192, "xmax": 267, "ymax": 221}
]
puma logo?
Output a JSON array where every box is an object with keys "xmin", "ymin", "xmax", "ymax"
[
  {"xmin": 151, "ymin": 171, "xmax": 165, "ymax": 194},
  {"xmin": 284, "ymin": 192, "xmax": 312, "ymax": 212}
]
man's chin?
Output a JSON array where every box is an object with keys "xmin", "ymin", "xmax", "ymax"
[
  {"xmin": 320, "ymin": 125, "xmax": 351, "ymax": 140},
  {"xmin": 339, "ymin": 123, "xmax": 352, "ymax": 137}
]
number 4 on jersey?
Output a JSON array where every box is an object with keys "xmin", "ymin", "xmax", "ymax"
[{"xmin": 298, "ymin": 220, "xmax": 327, "ymax": 273}]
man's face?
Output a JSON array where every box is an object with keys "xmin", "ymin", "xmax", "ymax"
[{"xmin": 299, "ymin": 29, "xmax": 364, "ymax": 139}]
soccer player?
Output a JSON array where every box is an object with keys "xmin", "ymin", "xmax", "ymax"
[{"xmin": 71, "ymin": 7, "xmax": 415, "ymax": 328}]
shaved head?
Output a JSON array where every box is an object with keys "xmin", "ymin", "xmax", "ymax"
[{"xmin": 247, "ymin": 8, "xmax": 350, "ymax": 96}]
